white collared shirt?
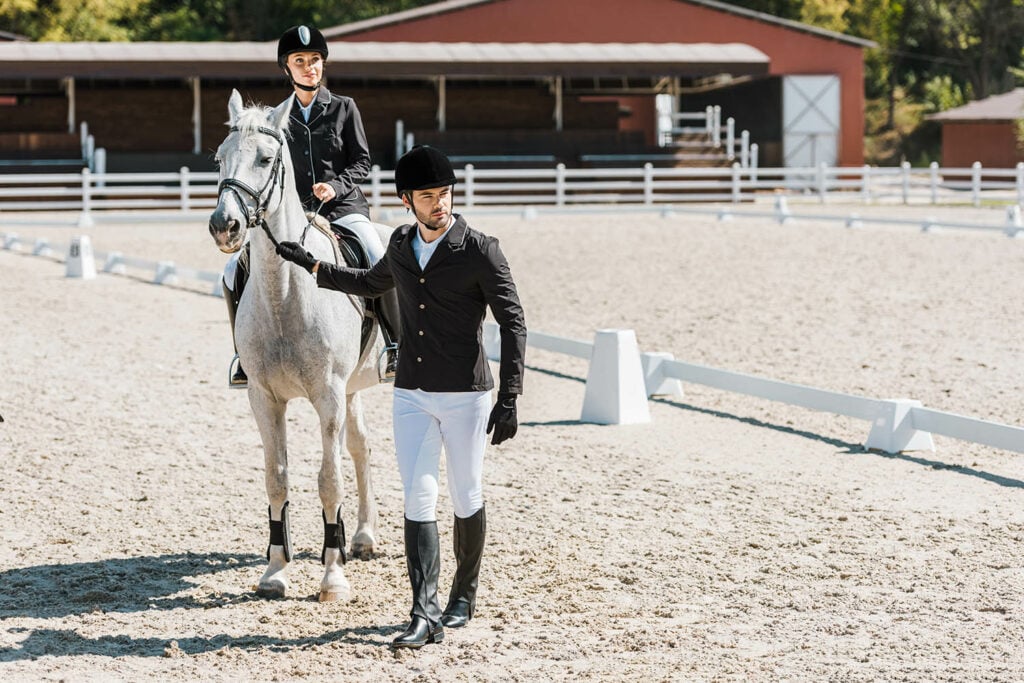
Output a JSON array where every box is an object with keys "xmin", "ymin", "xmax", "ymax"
[{"xmin": 295, "ymin": 94, "xmax": 315, "ymax": 122}]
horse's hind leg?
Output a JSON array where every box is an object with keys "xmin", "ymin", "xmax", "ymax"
[
  {"xmin": 250, "ymin": 390, "xmax": 292, "ymax": 598},
  {"xmin": 314, "ymin": 385, "xmax": 353, "ymax": 602},
  {"xmin": 345, "ymin": 391, "xmax": 378, "ymax": 559}
]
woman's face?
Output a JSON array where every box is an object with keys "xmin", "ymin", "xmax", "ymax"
[{"xmin": 286, "ymin": 51, "xmax": 323, "ymax": 88}]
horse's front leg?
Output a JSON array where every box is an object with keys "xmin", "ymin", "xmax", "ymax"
[
  {"xmin": 345, "ymin": 391, "xmax": 378, "ymax": 558},
  {"xmin": 250, "ymin": 389, "xmax": 292, "ymax": 598},
  {"xmin": 314, "ymin": 384, "xmax": 352, "ymax": 602}
]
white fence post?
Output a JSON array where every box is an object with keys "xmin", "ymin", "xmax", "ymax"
[
  {"xmin": 731, "ymin": 162, "xmax": 741, "ymax": 203},
  {"xmin": 464, "ymin": 164, "xmax": 475, "ymax": 208},
  {"xmin": 740, "ymin": 130, "xmax": 750, "ymax": 168},
  {"xmin": 704, "ymin": 105, "xmax": 713, "ymax": 136},
  {"xmin": 929, "ymin": 161, "xmax": 939, "ymax": 204},
  {"xmin": 861, "ymin": 165, "xmax": 871, "ymax": 203},
  {"xmin": 179, "ymin": 166, "xmax": 191, "ymax": 212},
  {"xmin": 78, "ymin": 168, "xmax": 95, "ymax": 228},
  {"xmin": 93, "ymin": 148, "xmax": 106, "ymax": 188},
  {"xmin": 643, "ymin": 163, "xmax": 654, "ymax": 205},
  {"xmin": 555, "ymin": 163, "xmax": 566, "ymax": 207},
  {"xmin": 971, "ymin": 161, "xmax": 982, "ymax": 207},
  {"xmin": 580, "ymin": 329, "xmax": 651, "ymax": 425},
  {"xmin": 1005, "ymin": 204, "xmax": 1022, "ymax": 238},
  {"xmin": 817, "ymin": 162, "xmax": 828, "ymax": 203},
  {"xmin": 864, "ymin": 399, "xmax": 935, "ymax": 454},
  {"xmin": 725, "ymin": 117, "xmax": 735, "ymax": 160},
  {"xmin": 370, "ymin": 164, "xmax": 382, "ymax": 212},
  {"xmin": 712, "ymin": 106, "xmax": 721, "ymax": 147},
  {"xmin": 749, "ymin": 144, "xmax": 759, "ymax": 181},
  {"xmin": 394, "ymin": 119, "xmax": 404, "ymax": 162},
  {"xmin": 901, "ymin": 161, "xmax": 911, "ymax": 205}
]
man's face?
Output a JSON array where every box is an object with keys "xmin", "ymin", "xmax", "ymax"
[
  {"xmin": 404, "ymin": 186, "xmax": 453, "ymax": 232},
  {"xmin": 285, "ymin": 51, "xmax": 323, "ymax": 88}
]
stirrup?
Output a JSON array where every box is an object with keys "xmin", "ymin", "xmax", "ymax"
[
  {"xmin": 377, "ymin": 344, "xmax": 398, "ymax": 384},
  {"xmin": 228, "ymin": 354, "xmax": 248, "ymax": 389}
]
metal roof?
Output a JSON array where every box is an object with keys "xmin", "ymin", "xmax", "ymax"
[
  {"xmin": 928, "ymin": 88, "xmax": 1024, "ymax": 122},
  {"xmin": 0, "ymin": 40, "xmax": 769, "ymax": 79},
  {"xmin": 322, "ymin": 0, "xmax": 876, "ymax": 48}
]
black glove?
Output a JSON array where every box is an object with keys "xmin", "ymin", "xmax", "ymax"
[
  {"xmin": 486, "ymin": 392, "xmax": 518, "ymax": 445},
  {"xmin": 276, "ymin": 241, "xmax": 317, "ymax": 273}
]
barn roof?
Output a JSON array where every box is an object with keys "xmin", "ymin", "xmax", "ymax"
[
  {"xmin": 0, "ymin": 40, "xmax": 769, "ymax": 79},
  {"xmin": 928, "ymin": 88, "xmax": 1024, "ymax": 123},
  {"xmin": 323, "ymin": 0, "xmax": 876, "ymax": 48}
]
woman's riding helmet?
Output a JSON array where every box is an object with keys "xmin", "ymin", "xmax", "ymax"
[
  {"xmin": 395, "ymin": 145, "xmax": 457, "ymax": 197},
  {"xmin": 277, "ymin": 25, "xmax": 329, "ymax": 67}
]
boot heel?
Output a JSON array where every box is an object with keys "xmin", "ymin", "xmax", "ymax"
[{"xmin": 430, "ymin": 625, "xmax": 444, "ymax": 644}]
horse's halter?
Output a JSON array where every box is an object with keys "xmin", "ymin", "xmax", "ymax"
[{"xmin": 218, "ymin": 125, "xmax": 287, "ymax": 248}]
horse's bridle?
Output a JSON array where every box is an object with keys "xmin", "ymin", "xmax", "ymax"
[{"xmin": 218, "ymin": 125, "xmax": 288, "ymax": 248}]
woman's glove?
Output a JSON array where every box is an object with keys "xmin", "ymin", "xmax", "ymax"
[
  {"xmin": 276, "ymin": 241, "xmax": 317, "ymax": 273},
  {"xmin": 487, "ymin": 392, "xmax": 518, "ymax": 445}
]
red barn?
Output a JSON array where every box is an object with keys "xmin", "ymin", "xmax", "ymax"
[{"xmin": 928, "ymin": 89, "xmax": 1024, "ymax": 168}]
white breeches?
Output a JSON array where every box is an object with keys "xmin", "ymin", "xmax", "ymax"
[
  {"xmin": 393, "ymin": 388, "xmax": 491, "ymax": 522},
  {"xmin": 334, "ymin": 213, "xmax": 384, "ymax": 264}
]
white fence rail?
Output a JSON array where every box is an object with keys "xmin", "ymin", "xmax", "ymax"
[
  {"xmin": 482, "ymin": 322, "xmax": 1024, "ymax": 457},
  {"xmin": 2, "ymin": 161, "xmax": 1023, "ymax": 224}
]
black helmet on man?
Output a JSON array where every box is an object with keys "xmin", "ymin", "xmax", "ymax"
[
  {"xmin": 395, "ymin": 145, "xmax": 457, "ymax": 197},
  {"xmin": 277, "ymin": 25, "xmax": 328, "ymax": 67}
]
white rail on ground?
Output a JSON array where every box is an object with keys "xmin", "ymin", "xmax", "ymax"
[{"xmin": 3, "ymin": 231, "xmax": 1022, "ymax": 457}]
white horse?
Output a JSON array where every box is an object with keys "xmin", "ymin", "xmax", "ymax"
[{"xmin": 208, "ymin": 89, "xmax": 385, "ymax": 601}]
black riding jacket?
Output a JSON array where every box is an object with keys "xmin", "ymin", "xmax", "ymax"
[
  {"xmin": 315, "ymin": 215, "xmax": 527, "ymax": 395},
  {"xmin": 276, "ymin": 87, "xmax": 371, "ymax": 221}
]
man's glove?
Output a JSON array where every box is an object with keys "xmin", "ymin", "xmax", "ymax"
[
  {"xmin": 486, "ymin": 392, "xmax": 518, "ymax": 445},
  {"xmin": 276, "ymin": 241, "xmax": 317, "ymax": 273}
]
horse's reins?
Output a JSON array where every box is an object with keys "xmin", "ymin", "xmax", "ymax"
[{"xmin": 218, "ymin": 124, "xmax": 324, "ymax": 250}]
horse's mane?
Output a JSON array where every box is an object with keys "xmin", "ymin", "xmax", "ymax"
[{"xmin": 231, "ymin": 104, "xmax": 275, "ymax": 135}]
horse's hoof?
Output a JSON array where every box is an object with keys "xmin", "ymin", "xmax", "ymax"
[
  {"xmin": 350, "ymin": 542, "xmax": 376, "ymax": 560},
  {"xmin": 319, "ymin": 587, "xmax": 350, "ymax": 602},
  {"xmin": 256, "ymin": 579, "xmax": 287, "ymax": 599}
]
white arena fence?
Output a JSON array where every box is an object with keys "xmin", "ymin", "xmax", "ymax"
[
  {"xmin": 1, "ymin": 161, "xmax": 1024, "ymax": 224},
  {"xmin": 3, "ymin": 229, "xmax": 1020, "ymax": 458}
]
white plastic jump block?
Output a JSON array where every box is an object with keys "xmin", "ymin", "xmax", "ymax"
[
  {"xmin": 3, "ymin": 233, "xmax": 20, "ymax": 251},
  {"xmin": 1005, "ymin": 205, "xmax": 1022, "ymax": 238},
  {"xmin": 580, "ymin": 329, "xmax": 651, "ymax": 425},
  {"xmin": 32, "ymin": 238, "xmax": 53, "ymax": 256},
  {"xmin": 103, "ymin": 251, "xmax": 127, "ymax": 275},
  {"xmin": 154, "ymin": 261, "xmax": 179, "ymax": 285},
  {"xmin": 864, "ymin": 398, "xmax": 935, "ymax": 454},
  {"xmin": 640, "ymin": 352, "xmax": 684, "ymax": 398},
  {"xmin": 774, "ymin": 195, "xmax": 792, "ymax": 224},
  {"xmin": 65, "ymin": 235, "xmax": 97, "ymax": 279}
]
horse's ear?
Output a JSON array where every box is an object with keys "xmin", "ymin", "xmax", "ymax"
[
  {"xmin": 228, "ymin": 89, "xmax": 244, "ymax": 125},
  {"xmin": 270, "ymin": 100, "xmax": 290, "ymax": 134}
]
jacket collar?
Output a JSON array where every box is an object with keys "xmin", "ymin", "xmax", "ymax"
[
  {"xmin": 398, "ymin": 214, "xmax": 467, "ymax": 272},
  {"xmin": 289, "ymin": 86, "xmax": 331, "ymax": 127}
]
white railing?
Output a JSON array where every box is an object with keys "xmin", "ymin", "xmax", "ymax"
[
  {"xmin": 4, "ymin": 229, "xmax": 1021, "ymax": 457},
  {"xmin": 481, "ymin": 323, "xmax": 1024, "ymax": 456},
  {"xmin": 2, "ymin": 162, "xmax": 1023, "ymax": 226}
]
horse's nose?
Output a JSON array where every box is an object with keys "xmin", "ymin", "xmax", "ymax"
[{"xmin": 209, "ymin": 212, "xmax": 239, "ymax": 238}]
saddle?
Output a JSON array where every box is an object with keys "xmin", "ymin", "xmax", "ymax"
[{"xmin": 305, "ymin": 213, "xmax": 377, "ymax": 358}]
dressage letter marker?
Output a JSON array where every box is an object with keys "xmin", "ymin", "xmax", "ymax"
[{"xmin": 65, "ymin": 235, "xmax": 97, "ymax": 279}]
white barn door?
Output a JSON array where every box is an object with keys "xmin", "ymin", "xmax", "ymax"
[{"xmin": 782, "ymin": 75, "xmax": 840, "ymax": 167}]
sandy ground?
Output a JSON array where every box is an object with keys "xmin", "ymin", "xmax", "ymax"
[{"xmin": 1, "ymin": 204, "xmax": 1023, "ymax": 681}]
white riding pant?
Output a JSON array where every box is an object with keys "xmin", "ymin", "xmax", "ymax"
[
  {"xmin": 334, "ymin": 213, "xmax": 385, "ymax": 264},
  {"xmin": 222, "ymin": 213, "xmax": 383, "ymax": 292},
  {"xmin": 393, "ymin": 388, "xmax": 491, "ymax": 522}
]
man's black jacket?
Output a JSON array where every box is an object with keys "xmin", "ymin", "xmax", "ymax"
[
  {"xmin": 315, "ymin": 215, "xmax": 526, "ymax": 395},
  {"xmin": 276, "ymin": 87, "xmax": 371, "ymax": 221}
]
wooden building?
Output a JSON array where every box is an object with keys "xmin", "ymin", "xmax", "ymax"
[
  {"xmin": 928, "ymin": 89, "xmax": 1024, "ymax": 168},
  {"xmin": 0, "ymin": 0, "xmax": 874, "ymax": 171}
]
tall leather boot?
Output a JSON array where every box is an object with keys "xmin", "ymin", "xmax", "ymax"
[
  {"xmin": 376, "ymin": 289, "xmax": 401, "ymax": 382},
  {"xmin": 441, "ymin": 506, "xmax": 485, "ymax": 628},
  {"xmin": 223, "ymin": 250, "xmax": 249, "ymax": 388},
  {"xmin": 391, "ymin": 518, "xmax": 445, "ymax": 649}
]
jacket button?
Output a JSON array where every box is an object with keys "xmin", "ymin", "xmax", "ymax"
[
  {"xmin": 418, "ymin": 330, "xmax": 424, "ymax": 336},
  {"xmin": 417, "ymin": 356, "xmax": 422, "ymax": 362},
  {"xmin": 419, "ymin": 278, "xmax": 425, "ymax": 284},
  {"xmin": 419, "ymin": 303, "xmax": 425, "ymax": 309}
]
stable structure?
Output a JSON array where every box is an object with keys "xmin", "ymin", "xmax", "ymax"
[
  {"xmin": 0, "ymin": 0, "xmax": 874, "ymax": 170},
  {"xmin": 928, "ymin": 88, "xmax": 1024, "ymax": 168}
]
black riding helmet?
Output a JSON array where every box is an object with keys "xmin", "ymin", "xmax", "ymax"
[
  {"xmin": 277, "ymin": 25, "xmax": 329, "ymax": 67},
  {"xmin": 395, "ymin": 145, "xmax": 457, "ymax": 197}
]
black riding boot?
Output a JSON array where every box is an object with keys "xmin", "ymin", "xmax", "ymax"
[
  {"xmin": 223, "ymin": 250, "xmax": 249, "ymax": 388},
  {"xmin": 391, "ymin": 518, "xmax": 444, "ymax": 650},
  {"xmin": 441, "ymin": 506, "xmax": 486, "ymax": 628},
  {"xmin": 377, "ymin": 288, "xmax": 401, "ymax": 382}
]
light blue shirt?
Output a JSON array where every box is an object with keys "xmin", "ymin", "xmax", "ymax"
[
  {"xmin": 412, "ymin": 225, "xmax": 449, "ymax": 270},
  {"xmin": 295, "ymin": 95, "xmax": 315, "ymax": 122}
]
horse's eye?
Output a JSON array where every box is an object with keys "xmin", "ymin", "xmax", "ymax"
[{"xmin": 259, "ymin": 156, "xmax": 273, "ymax": 166}]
